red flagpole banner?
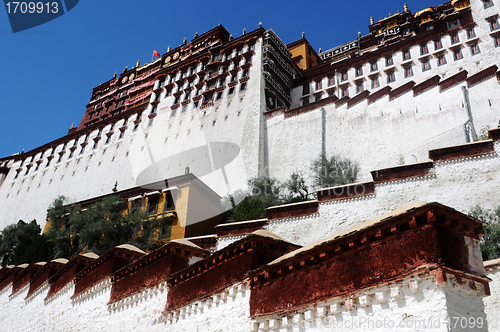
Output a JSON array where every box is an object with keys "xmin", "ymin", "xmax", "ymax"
[{"xmin": 153, "ymin": 50, "xmax": 161, "ymax": 57}]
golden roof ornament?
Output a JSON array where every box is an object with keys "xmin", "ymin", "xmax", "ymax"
[
  {"xmin": 370, "ymin": 16, "xmax": 374, "ymax": 24},
  {"xmin": 113, "ymin": 72, "xmax": 117, "ymax": 79},
  {"xmin": 404, "ymin": 3, "xmax": 408, "ymax": 12},
  {"xmin": 70, "ymin": 122, "xmax": 74, "ymax": 129},
  {"xmin": 167, "ymin": 46, "xmax": 171, "ymax": 52},
  {"xmin": 243, "ymin": 27, "xmax": 246, "ymax": 35},
  {"xmin": 136, "ymin": 60, "xmax": 140, "ymax": 67}
]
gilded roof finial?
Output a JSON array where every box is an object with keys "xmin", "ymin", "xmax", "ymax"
[
  {"xmin": 397, "ymin": 10, "xmax": 400, "ymax": 14},
  {"xmin": 113, "ymin": 72, "xmax": 117, "ymax": 79},
  {"xmin": 389, "ymin": 12, "xmax": 391, "ymax": 16},
  {"xmin": 136, "ymin": 60, "xmax": 140, "ymax": 67},
  {"xmin": 70, "ymin": 122, "xmax": 74, "ymax": 129},
  {"xmin": 318, "ymin": 48, "xmax": 322, "ymax": 53},
  {"xmin": 194, "ymin": 31, "xmax": 198, "ymax": 38},
  {"xmin": 404, "ymin": 3, "xmax": 408, "ymax": 12},
  {"xmin": 243, "ymin": 27, "xmax": 246, "ymax": 35},
  {"xmin": 358, "ymin": 31, "xmax": 361, "ymax": 38},
  {"xmin": 229, "ymin": 34, "xmax": 233, "ymax": 40},
  {"xmin": 183, "ymin": 37, "xmax": 187, "ymax": 45},
  {"xmin": 123, "ymin": 66, "xmax": 127, "ymax": 73},
  {"xmin": 167, "ymin": 46, "xmax": 171, "ymax": 52},
  {"xmin": 370, "ymin": 16, "xmax": 374, "ymax": 25},
  {"xmin": 259, "ymin": 22, "xmax": 262, "ymax": 28},
  {"xmin": 302, "ymin": 32, "xmax": 305, "ymax": 38}
]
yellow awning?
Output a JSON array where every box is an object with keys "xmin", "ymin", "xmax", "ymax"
[{"xmin": 415, "ymin": 7, "xmax": 435, "ymax": 17}]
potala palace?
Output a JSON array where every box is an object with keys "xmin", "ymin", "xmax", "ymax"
[{"xmin": 1, "ymin": 0, "xmax": 500, "ymax": 330}]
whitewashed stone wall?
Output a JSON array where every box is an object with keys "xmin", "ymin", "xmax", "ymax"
[
  {"xmin": 0, "ymin": 270, "xmax": 489, "ymax": 331},
  {"xmin": 254, "ymin": 141, "xmax": 500, "ymax": 247},
  {"xmin": 484, "ymin": 263, "xmax": 500, "ymax": 331},
  {"xmin": 0, "ymin": 39, "xmax": 265, "ymax": 231}
]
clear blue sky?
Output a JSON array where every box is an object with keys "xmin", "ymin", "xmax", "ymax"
[{"xmin": 0, "ymin": 0, "xmax": 438, "ymax": 158}]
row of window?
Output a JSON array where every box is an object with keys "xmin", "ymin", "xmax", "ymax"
[{"xmin": 302, "ymin": 42, "xmax": 483, "ymax": 104}]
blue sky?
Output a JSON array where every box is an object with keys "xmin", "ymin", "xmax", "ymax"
[{"xmin": 0, "ymin": 0, "xmax": 438, "ymax": 158}]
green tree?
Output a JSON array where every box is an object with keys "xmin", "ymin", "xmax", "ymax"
[
  {"xmin": 283, "ymin": 172, "xmax": 311, "ymax": 203},
  {"xmin": 0, "ymin": 220, "xmax": 49, "ymax": 266},
  {"xmin": 469, "ymin": 205, "xmax": 500, "ymax": 261},
  {"xmin": 46, "ymin": 195, "xmax": 175, "ymax": 258},
  {"xmin": 311, "ymin": 154, "xmax": 359, "ymax": 189}
]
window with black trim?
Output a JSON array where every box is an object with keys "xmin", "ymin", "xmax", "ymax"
[
  {"xmin": 435, "ymin": 39, "xmax": 442, "ymax": 50},
  {"xmin": 147, "ymin": 196, "xmax": 159, "ymax": 215},
  {"xmin": 302, "ymin": 84, "xmax": 310, "ymax": 95},
  {"xmin": 422, "ymin": 60, "xmax": 431, "ymax": 71},
  {"xmin": 467, "ymin": 28, "xmax": 476, "ymax": 39},
  {"xmin": 386, "ymin": 56, "xmax": 393, "ymax": 66},
  {"xmin": 490, "ymin": 19, "xmax": 499, "ymax": 31},
  {"xmin": 420, "ymin": 44, "xmax": 429, "ymax": 55},
  {"xmin": 404, "ymin": 66, "xmax": 413, "ymax": 78},
  {"xmin": 447, "ymin": 19, "xmax": 460, "ymax": 29},
  {"xmin": 451, "ymin": 33, "xmax": 460, "ymax": 44},
  {"xmin": 387, "ymin": 71, "xmax": 396, "ymax": 83},
  {"xmin": 437, "ymin": 54, "xmax": 447, "ymax": 66},
  {"xmin": 371, "ymin": 62, "xmax": 378, "ymax": 71},
  {"xmin": 356, "ymin": 81, "xmax": 364, "ymax": 93},
  {"xmin": 341, "ymin": 71, "xmax": 348, "ymax": 81},
  {"xmin": 371, "ymin": 76, "xmax": 379, "ymax": 89},
  {"xmin": 355, "ymin": 66, "xmax": 363, "ymax": 76},
  {"xmin": 453, "ymin": 48, "xmax": 463, "ymax": 60},
  {"xmin": 484, "ymin": 0, "xmax": 494, "ymax": 8},
  {"xmin": 471, "ymin": 43, "xmax": 481, "ymax": 55},
  {"xmin": 403, "ymin": 50, "xmax": 411, "ymax": 60}
]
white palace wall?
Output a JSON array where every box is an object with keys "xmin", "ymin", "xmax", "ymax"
[
  {"xmin": 267, "ymin": 70, "xmax": 500, "ymax": 187},
  {"xmin": 259, "ymin": 140, "xmax": 500, "ymax": 248},
  {"xmin": 0, "ymin": 39, "xmax": 265, "ymax": 231}
]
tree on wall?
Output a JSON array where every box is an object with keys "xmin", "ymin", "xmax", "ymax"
[
  {"xmin": 223, "ymin": 173, "xmax": 313, "ymax": 223},
  {"xmin": 311, "ymin": 154, "xmax": 359, "ymax": 189},
  {"xmin": 0, "ymin": 220, "xmax": 52, "ymax": 266},
  {"xmin": 46, "ymin": 195, "xmax": 174, "ymax": 259},
  {"xmin": 469, "ymin": 205, "xmax": 500, "ymax": 261}
]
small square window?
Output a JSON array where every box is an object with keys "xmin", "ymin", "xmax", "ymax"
[
  {"xmin": 422, "ymin": 61, "xmax": 431, "ymax": 71},
  {"xmin": 451, "ymin": 33, "xmax": 460, "ymax": 44},
  {"xmin": 420, "ymin": 44, "xmax": 428, "ymax": 55},
  {"xmin": 340, "ymin": 87, "xmax": 348, "ymax": 98},
  {"xmin": 371, "ymin": 62, "xmax": 378, "ymax": 71},
  {"xmin": 447, "ymin": 19, "xmax": 460, "ymax": 29},
  {"xmin": 302, "ymin": 99, "xmax": 309, "ymax": 106},
  {"xmin": 435, "ymin": 39, "xmax": 442, "ymax": 50},
  {"xmin": 371, "ymin": 76, "xmax": 380, "ymax": 89},
  {"xmin": 437, "ymin": 54, "xmax": 447, "ymax": 66},
  {"xmin": 490, "ymin": 19, "xmax": 499, "ymax": 31},
  {"xmin": 316, "ymin": 81, "xmax": 322, "ymax": 90},
  {"xmin": 386, "ymin": 56, "xmax": 393, "ymax": 66},
  {"xmin": 240, "ymin": 82, "xmax": 247, "ymax": 91},
  {"xmin": 355, "ymin": 66, "xmax": 363, "ymax": 76},
  {"xmin": 341, "ymin": 71, "xmax": 348, "ymax": 81},
  {"xmin": 467, "ymin": 28, "xmax": 476, "ymax": 39},
  {"xmin": 404, "ymin": 66, "xmax": 413, "ymax": 78},
  {"xmin": 387, "ymin": 71, "xmax": 396, "ymax": 83},
  {"xmin": 471, "ymin": 43, "xmax": 481, "ymax": 55},
  {"xmin": 228, "ymin": 87, "xmax": 235, "ymax": 95},
  {"xmin": 402, "ymin": 50, "xmax": 411, "ymax": 60},
  {"xmin": 328, "ymin": 76, "xmax": 335, "ymax": 86},
  {"xmin": 356, "ymin": 82, "xmax": 364, "ymax": 93},
  {"xmin": 302, "ymin": 84, "xmax": 310, "ymax": 95},
  {"xmin": 453, "ymin": 49, "xmax": 463, "ymax": 60},
  {"xmin": 484, "ymin": 0, "xmax": 494, "ymax": 8},
  {"xmin": 495, "ymin": 35, "xmax": 500, "ymax": 47},
  {"xmin": 216, "ymin": 92, "xmax": 223, "ymax": 100},
  {"xmin": 147, "ymin": 196, "xmax": 159, "ymax": 215}
]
